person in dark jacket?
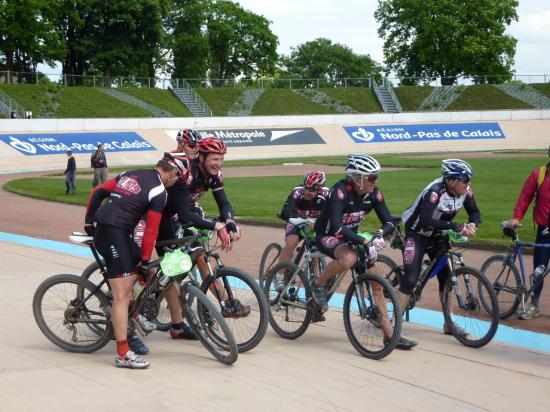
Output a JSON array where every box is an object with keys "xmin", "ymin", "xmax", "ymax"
[
  {"xmin": 509, "ymin": 147, "xmax": 550, "ymax": 319},
  {"xmin": 91, "ymin": 143, "xmax": 108, "ymax": 187},
  {"xmin": 64, "ymin": 150, "xmax": 76, "ymax": 194}
]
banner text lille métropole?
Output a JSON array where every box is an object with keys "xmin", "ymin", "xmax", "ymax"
[{"xmin": 0, "ymin": 132, "xmax": 155, "ymax": 156}]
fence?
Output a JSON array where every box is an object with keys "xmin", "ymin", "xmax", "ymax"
[{"xmin": 1, "ymin": 70, "xmax": 549, "ymax": 89}]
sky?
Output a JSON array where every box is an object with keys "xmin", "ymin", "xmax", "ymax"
[{"xmin": 235, "ymin": 0, "xmax": 550, "ymax": 79}]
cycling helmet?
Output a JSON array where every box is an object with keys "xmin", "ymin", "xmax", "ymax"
[
  {"xmin": 345, "ymin": 154, "xmax": 381, "ymax": 176},
  {"xmin": 304, "ymin": 171, "xmax": 326, "ymax": 190},
  {"xmin": 163, "ymin": 152, "xmax": 190, "ymax": 181},
  {"xmin": 177, "ymin": 129, "xmax": 201, "ymax": 146},
  {"xmin": 197, "ymin": 137, "xmax": 227, "ymax": 155},
  {"xmin": 441, "ymin": 159, "xmax": 473, "ymax": 180}
]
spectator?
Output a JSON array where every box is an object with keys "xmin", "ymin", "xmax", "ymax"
[
  {"xmin": 509, "ymin": 145, "xmax": 550, "ymax": 319},
  {"xmin": 64, "ymin": 150, "xmax": 76, "ymax": 195},
  {"xmin": 10, "ymin": 110, "xmax": 17, "ymax": 119},
  {"xmin": 25, "ymin": 108, "xmax": 32, "ymax": 119},
  {"xmin": 91, "ymin": 143, "xmax": 108, "ymax": 187}
]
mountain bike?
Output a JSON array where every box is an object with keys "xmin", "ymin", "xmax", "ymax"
[
  {"xmin": 81, "ymin": 224, "xmax": 269, "ymax": 353},
  {"xmin": 33, "ymin": 232, "xmax": 238, "ymax": 365},
  {"xmin": 259, "ymin": 218, "xmax": 396, "ymax": 289},
  {"xmin": 385, "ymin": 221, "xmax": 499, "ymax": 348},
  {"xmin": 480, "ymin": 222, "xmax": 550, "ymax": 319},
  {"xmin": 264, "ymin": 230, "xmax": 402, "ymax": 360}
]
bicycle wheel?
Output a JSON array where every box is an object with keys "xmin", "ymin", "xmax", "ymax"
[
  {"xmin": 264, "ymin": 262, "xmax": 312, "ymax": 339},
  {"xmin": 180, "ymin": 283, "xmax": 238, "ymax": 365},
  {"xmin": 480, "ymin": 255, "xmax": 521, "ymax": 319},
  {"xmin": 373, "ymin": 254, "xmax": 397, "ymax": 279},
  {"xmin": 259, "ymin": 242, "xmax": 282, "ymax": 288},
  {"xmin": 442, "ymin": 267, "xmax": 499, "ymax": 348},
  {"xmin": 151, "ymin": 286, "xmax": 172, "ymax": 331},
  {"xmin": 343, "ymin": 272, "xmax": 402, "ymax": 360},
  {"xmin": 201, "ymin": 267, "xmax": 269, "ymax": 353},
  {"xmin": 33, "ymin": 274, "xmax": 113, "ymax": 353},
  {"xmin": 81, "ymin": 260, "xmax": 110, "ymax": 295}
]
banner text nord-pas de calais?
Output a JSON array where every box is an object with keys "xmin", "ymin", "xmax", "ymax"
[{"xmin": 344, "ymin": 123, "xmax": 505, "ymax": 144}]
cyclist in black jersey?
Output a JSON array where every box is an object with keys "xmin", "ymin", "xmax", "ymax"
[
  {"xmin": 84, "ymin": 153, "xmax": 188, "ymax": 369},
  {"xmin": 314, "ymin": 154, "xmax": 414, "ymax": 349},
  {"xmin": 176, "ymin": 128, "xmax": 201, "ymax": 159},
  {"xmin": 278, "ymin": 170, "xmax": 329, "ymax": 264},
  {"xmin": 399, "ymin": 159, "xmax": 481, "ymax": 338}
]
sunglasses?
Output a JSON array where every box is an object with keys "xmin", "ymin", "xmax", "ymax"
[
  {"xmin": 364, "ymin": 174, "xmax": 378, "ymax": 183},
  {"xmin": 459, "ymin": 178, "xmax": 470, "ymax": 184}
]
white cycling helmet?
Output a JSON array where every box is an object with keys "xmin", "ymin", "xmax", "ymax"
[
  {"xmin": 345, "ymin": 154, "xmax": 381, "ymax": 176},
  {"xmin": 441, "ymin": 159, "xmax": 473, "ymax": 180}
]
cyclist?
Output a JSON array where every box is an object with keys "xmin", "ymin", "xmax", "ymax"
[
  {"xmin": 162, "ymin": 136, "xmax": 248, "ymax": 321},
  {"xmin": 176, "ymin": 128, "xmax": 202, "ymax": 159},
  {"xmin": 276, "ymin": 171, "xmax": 329, "ymax": 289},
  {"xmin": 508, "ymin": 146, "xmax": 550, "ymax": 319},
  {"xmin": 313, "ymin": 154, "xmax": 409, "ymax": 347},
  {"xmin": 400, "ymin": 159, "xmax": 480, "ymax": 340},
  {"xmin": 84, "ymin": 153, "xmax": 188, "ymax": 369}
]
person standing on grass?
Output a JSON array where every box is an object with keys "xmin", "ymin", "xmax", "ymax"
[
  {"xmin": 64, "ymin": 150, "xmax": 76, "ymax": 195},
  {"xmin": 91, "ymin": 143, "xmax": 108, "ymax": 187}
]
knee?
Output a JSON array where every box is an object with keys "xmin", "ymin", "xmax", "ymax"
[
  {"xmin": 338, "ymin": 252, "xmax": 357, "ymax": 269},
  {"xmin": 398, "ymin": 269, "xmax": 416, "ymax": 295}
]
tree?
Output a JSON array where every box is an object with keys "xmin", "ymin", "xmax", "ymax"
[
  {"xmin": 375, "ymin": 0, "xmax": 518, "ymax": 85},
  {"xmin": 280, "ymin": 38, "xmax": 382, "ymax": 86},
  {"xmin": 168, "ymin": 0, "xmax": 210, "ymax": 79},
  {"xmin": 206, "ymin": 0, "xmax": 278, "ymax": 80},
  {"xmin": 0, "ymin": 0, "xmax": 63, "ymax": 80}
]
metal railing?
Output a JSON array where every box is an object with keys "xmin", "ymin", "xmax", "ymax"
[
  {"xmin": 384, "ymin": 79, "xmax": 402, "ymax": 112},
  {"xmin": 170, "ymin": 78, "xmax": 213, "ymax": 117},
  {"xmin": 0, "ymin": 89, "xmax": 25, "ymax": 119},
  {"xmin": 1, "ymin": 70, "xmax": 550, "ymax": 89}
]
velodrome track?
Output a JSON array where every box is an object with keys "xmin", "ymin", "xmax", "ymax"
[{"xmin": 1, "ymin": 171, "xmax": 549, "ymax": 411}]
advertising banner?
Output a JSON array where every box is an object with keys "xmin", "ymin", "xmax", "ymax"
[
  {"xmin": 187, "ymin": 128, "xmax": 326, "ymax": 146},
  {"xmin": 0, "ymin": 132, "xmax": 156, "ymax": 156},
  {"xmin": 344, "ymin": 123, "xmax": 505, "ymax": 144}
]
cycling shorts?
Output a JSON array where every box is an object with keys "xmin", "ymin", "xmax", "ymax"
[{"xmin": 94, "ymin": 224, "xmax": 140, "ymax": 278}]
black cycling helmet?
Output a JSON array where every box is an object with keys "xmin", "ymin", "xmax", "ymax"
[{"xmin": 441, "ymin": 159, "xmax": 473, "ymax": 180}]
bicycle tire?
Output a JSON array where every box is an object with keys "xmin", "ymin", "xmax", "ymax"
[
  {"xmin": 343, "ymin": 272, "xmax": 402, "ymax": 360},
  {"xmin": 80, "ymin": 260, "xmax": 111, "ymax": 295},
  {"xmin": 480, "ymin": 255, "xmax": 521, "ymax": 319},
  {"xmin": 442, "ymin": 267, "xmax": 499, "ymax": 348},
  {"xmin": 373, "ymin": 254, "xmax": 398, "ymax": 279},
  {"xmin": 180, "ymin": 283, "xmax": 238, "ymax": 365},
  {"xmin": 200, "ymin": 267, "xmax": 269, "ymax": 353},
  {"xmin": 258, "ymin": 242, "xmax": 282, "ymax": 288},
  {"xmin": 264, "ymin": 262, "xmax": 312, "ymax": 339},
  {"xmin": 33, "ymin": 274, "xmax": 113, "ymax": 353}
]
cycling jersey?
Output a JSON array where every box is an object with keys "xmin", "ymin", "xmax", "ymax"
[
  {"xmin": 314, "ymin": 178, "xmax": 394, "ymax": 244},
  {"xmin": 402, "ymin": 177, "xmax": 481, "ymax": 237},
  {"xmin": 279, "ymin": 186, "xmax": 329, "ymax": 220},
  {"xmin": 85, "ymin": 169, "xmax": 167, "ymax": 262}
]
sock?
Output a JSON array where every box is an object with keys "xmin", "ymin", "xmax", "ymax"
[
  {"xmin": 116, "ymin": 340, "xmax": 130, "ymax": 357},
  {"xmin": 531, "ymin": 295, "xmax": 540, "ymax": 307}
]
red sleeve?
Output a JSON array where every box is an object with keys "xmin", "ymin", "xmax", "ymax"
[
  {"xmin": 513, "ymin": 169, "xmax": 539, "ymax": 221},
  {"xmin": 85, "ymin": 178, "xmax": 118, "ymax": 224},
  {"xmin": 140, "ymin": 209, "xmax": 162, "ymax": 262}
]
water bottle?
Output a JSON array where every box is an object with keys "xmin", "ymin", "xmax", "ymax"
[
  {"xmin": 274, "ymin": 273, "xmax": 285, "ymax": 292},
  {"xmin": 132, "ymin": 279, "xmax": 145, "ymax": 299},
  {"xmin": 159, "ymin": 274, "xmax": 170, "ymax": 287},
  {"xmin": 531, "ymin": 265, "xmax": 546, "ymax": 286}
]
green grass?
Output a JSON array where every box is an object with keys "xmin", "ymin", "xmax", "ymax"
[
  {"xmin": 56, "ymin": 87, "xmax": 152, "ymax": 118},
  {"xmin": 394, "ymin": 86, "xmax": 434, "ymax": 111},
  {"xmin": 320, "ymin": 88, "xmax": 382, "ymax": 113},
  {"xmin": 0, "ymin": 84, "xmax": 48, "ymax": 116},
  {"xmin": 251, "ymin": 89, "xmax": 335, "ymax": 115},
  {"xmin": 5, "ymin": 156, "xmax": 544, "ymax": 246},
  {"xmin": 531, "ymin": 83, "xmax": 550, "ymax": 99},
  {"xmin": 196, "ymin": 87, "xmax": 244, "ymax": 116},
  {"xmin": 448, "ymin": 85, "xmax": 533, "ymax": 111},
  {"xmin": 119, "ymin": 87, "xmax": 192, "ymax": 116}
]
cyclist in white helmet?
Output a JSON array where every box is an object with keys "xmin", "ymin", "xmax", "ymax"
[{"xmin": 313, "ymin": 154, "xmax": 414, "ymax": 349}]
